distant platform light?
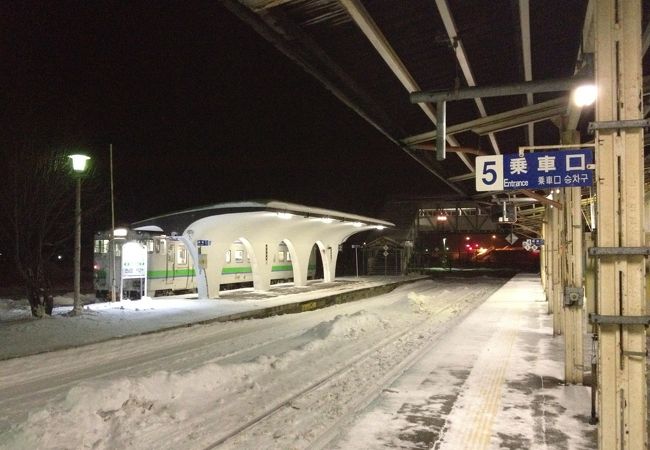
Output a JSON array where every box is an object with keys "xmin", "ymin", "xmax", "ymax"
[
  {"xmin": 436, "ymin": 215, "xmax": 447, "ymax": 221},
  {"xmin": 573, "ymin": 84, "xmax": 597, "ymax": 107},
  {"xmin": 320, "ymin": 217, "xmax": 334, "ymax": 224},
  {"xmin": 277, "ymin": 212, "xmax": 293, "ymax": 220},
  {"xmin": 465, "ymin": 236, "xmax": 470, "ymax": 241},
  {"xmin": 57, "ymin": 255, "xmax": 63, "ymax": 260},
  {"xmin": 375, "ymin": 225, "xmax": 386, "ymax": 230},
  {"xmin": 351, "ymin": 222, "xmax": 364, "ymax": 228}
]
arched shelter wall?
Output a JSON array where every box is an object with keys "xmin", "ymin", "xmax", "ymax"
[{"xmin": 182, "ymin": 212, "xmax": 382, "ymax": 298}]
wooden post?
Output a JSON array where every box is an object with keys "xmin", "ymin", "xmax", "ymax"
[
  {"xmin": 561, "ymin": 131, "xmax": 584, "ymax": 384},
  {"xmin": 594, "ymin": 0, "xmax": 646, "ymax": 447}
]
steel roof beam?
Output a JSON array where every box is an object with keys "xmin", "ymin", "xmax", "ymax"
[
  {"xmin": 403, "ymin": 96, "xmax": 568, "ymax": 145},
  {"xmin": 410, "ymin": 76, "xmax": 590, "ymax": 103},
  {"xmin": 339, "ymin": 0, "xmax": 474, "ymax": 171},
  {"xmin": 518, "ymin": 0, "xmax": 535, "ymax": 145},
  {"xmin": 434, "ymin": 0, "xmax": 501, "ymax": 154}
]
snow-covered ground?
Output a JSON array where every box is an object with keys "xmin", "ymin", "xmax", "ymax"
[
  {"xmin": 0, "ymin": 275, "xmax": 596, "ymax": 449},
  {"xmin": 0, "ymin": 277, "xmax": 413, "ymax": 359}
]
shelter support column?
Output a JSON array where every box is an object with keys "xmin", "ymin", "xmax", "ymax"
[
  {"xmin": 561, "ymin": 130, "xmax": 584, "ymax": 384},
  {"xmin": 289, "ymin": 242, "xmax": 314, "ymax": 287},
  {"xmin": 544, "ymin": 206, "xmax": 553, "ymax": 314},
  {"xmin": 251, "ymin": 242, "xmax": 272, "ymax": 291},
  {"xmin": 540, "ymin": 218, "xmax": 547, "ymax": 292},
  {"xmin": 551, "ymin": 193, "xmax": 564, "ymax": 335},
  {"xmin": 206, "ymin": 243, "xmax": 229, "ymax": 298},
  {"xmin": 594, "ymin": 0, "xmax": 646, "ymax": 447}
]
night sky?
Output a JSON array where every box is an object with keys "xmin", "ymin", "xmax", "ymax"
[{"xmin": 1, "ymin": 1, "xmax": 441, "ymax": 228}]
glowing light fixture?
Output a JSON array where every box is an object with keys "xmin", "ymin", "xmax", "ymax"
[
  {"xmin": 572, "ymin": 84, "xmax": 597, "ymax": 107},
  {"xmin": 351, "ymin": 222, "xmax": 364, "ymax": 228},
  {"xmin": 375, "ymin": 225, "xmax": 385, "ymax": 230},
  {"xmin": 465, "ymin": 236, "xmax": 470, "ymax": 241},
  {"xmin": 114, "ymin": 228, "xmax": 128, "ymax": 237},
  {"xmin": 277, "ymin": 212, "xmax": 292, "ymax": 220},
  {"xmin": 320, "ymin": 217, "xmax": 334, "ymax": 224},
  {"xmin": 68, "ymin": 154, "xmax": 90, "ymax": 173},
  {"xmin": 436, "ymin": 215, "xmax": 447, "ymax": 221}
]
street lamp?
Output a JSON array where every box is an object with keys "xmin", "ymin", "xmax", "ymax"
[{"xmin": 69, "ymin": 153, "xmax": 90, "ymax": 314}]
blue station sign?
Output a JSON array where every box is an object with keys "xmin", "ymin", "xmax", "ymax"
[{"xmin": 476, "ymin": 148, "xmax": 594, "ymax": 191}]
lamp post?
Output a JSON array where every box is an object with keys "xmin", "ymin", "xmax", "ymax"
[{"xmin": 69, "ymin": 154, "xmax": 90, "ymax": 314}]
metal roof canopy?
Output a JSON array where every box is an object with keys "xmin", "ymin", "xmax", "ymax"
[{"xmin": 222, "ymin": 0, "xmax": 650, "ymax": 235}]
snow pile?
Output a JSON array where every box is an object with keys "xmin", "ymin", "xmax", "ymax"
[
  {"xmin": 0, "ymin": 299, "xmax": 30, "ymax": 322},
  {"xmin": 407, "ymin": 290, "xmax": 443, "ymax": 314},
  {"xmin": 0, "ymin": 309, "xmax": 394, "ymax": 450},
  {"xmin": 302, "ymin": 310, "xmax": 389, "ymax": 340}
]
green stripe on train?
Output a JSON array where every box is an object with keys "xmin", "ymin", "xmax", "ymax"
[
  {"xmin": 148, "ymin": 268, "xmax": 195, "ymax": 279},
  {"xmin": 221, "ymin": 266, "xmax": 252, "ymax": 274}
]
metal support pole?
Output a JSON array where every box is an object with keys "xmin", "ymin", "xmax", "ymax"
[
  {"xmin": 73, "ymin": 178, "xmax": 82, "ymax": 314},
  {"xmin": 594, "ymin": 0, "xmax": 646, "ymax": 447},
  {"xmin": 110, "ymin": 144, "xmax": 117, "ymax": 302},
  {"xmin": 436, "ymin": 100, "xmax": 446, "ymax": 161}
]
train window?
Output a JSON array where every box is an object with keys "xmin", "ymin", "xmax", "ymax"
[
  {"xmin": 287, "ymin": 251, "xmax": 291, "ymax": 262},
  {"xmin": 146, "ymin": 239, "xmax": 154, "ymax": 253},
  {"xmin": 176, "ymin": 247, "xmax": 188, "ymax": 265},
  {"xmin": 225, "ymin": 250, "xmax": 231, "ymax": 263},
  {"xmin": 234, "ymin": 250, "xmax": 244, "ymax": 263},
  {"xmin": 278, "ymin": 251, "xmax": 285, "ymax": 262},
  {"xmin": 114, "ymin": 242, "xmax": 122, "ymax": 257},
  {"xmin": 94, "ymin": 240, "xmax": 108, "ymax": 254},
  {"xmin": 160, "ymin": 239, "xmax": 166, "ymax": 254},
  {"xmin": 155, "ymin": 239, "xmax": 160, "ymax": 254}
]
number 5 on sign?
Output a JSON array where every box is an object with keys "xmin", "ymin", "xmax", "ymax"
[{"xmin": 475, "ymin": 155, "xmax": 504, "ymax": 191}]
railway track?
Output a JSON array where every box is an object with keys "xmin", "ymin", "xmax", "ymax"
[{"xmin": 202, "ymin": 286, "xmax": 498, "ymax": 449}]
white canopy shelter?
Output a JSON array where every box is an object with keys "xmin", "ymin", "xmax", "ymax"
[{"xmin": 132, "ymin": 201, "xmax": 393, "ymax": 298}]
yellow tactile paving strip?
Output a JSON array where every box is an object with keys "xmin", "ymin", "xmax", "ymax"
[{"xmin": 440, "ymin": 302, "xmax": 523, "ymax": 449}]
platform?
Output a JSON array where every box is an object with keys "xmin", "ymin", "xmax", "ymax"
[{"xmin": 334, "ymin": 273, "xmax": 597, "ymax": 449}]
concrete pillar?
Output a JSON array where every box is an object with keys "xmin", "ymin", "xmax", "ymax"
[
  {"xmin": 205, "ymin": 243, "xmax": 229, "ymax": 298},
  {"xmin": 248, "ymin": 241, "xmax": 272, "ymax": 291},
  {"xmin": 594, "ymin": 0, "xmax": 646, "ymax": 447},
  {"xmin": 289, "ymin": 241, "xmax": 314, "ymax": 287}
]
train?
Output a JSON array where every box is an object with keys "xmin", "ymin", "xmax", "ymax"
[{"xmin": 93, "ymin": 228, "xmax": 317, "ymax": 299}]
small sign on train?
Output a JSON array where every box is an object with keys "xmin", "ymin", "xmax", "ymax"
[{"xmin": 196, "ymin": 240, "xmax": 211, "ymax": 247}]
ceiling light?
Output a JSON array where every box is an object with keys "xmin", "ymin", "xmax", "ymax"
[{"xmin": 573, "ymin": 84, "xmax": 597, "ymax": 107}]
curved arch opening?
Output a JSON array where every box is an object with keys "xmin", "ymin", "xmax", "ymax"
[
  {"xmin": 219, "ymin": 237, "xmax": 257, "ymax": 291},
  {"xmin": 270, "ymin": 240, "xmax": 295, "ymax": 286},
  {"xmin": 309, "ymin": 241, "xmax": 332, "ymax": 282}
]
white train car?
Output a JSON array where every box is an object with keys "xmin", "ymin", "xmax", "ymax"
[{"xmin": 93, "ymin": 229, "xmax": 316, "ymax": 299}]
